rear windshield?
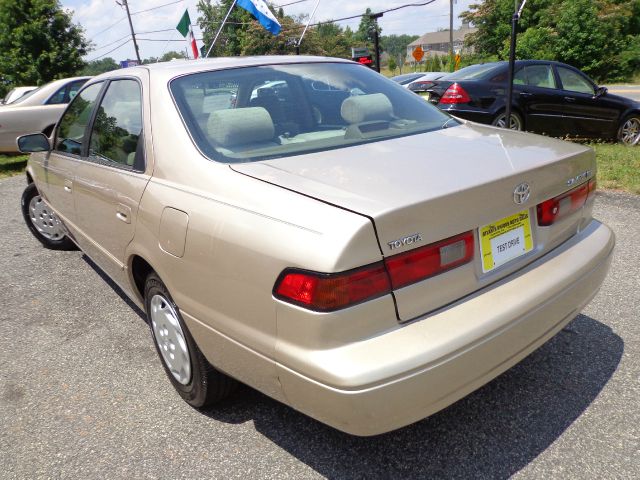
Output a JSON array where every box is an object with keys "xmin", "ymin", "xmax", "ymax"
[
  {"xmin": 170, "ymin": 62, "xmax": 457, "ymax": 163},
  {"xmin": 442, "ymin": 63, "xmax": 500, "ymax": 81}
]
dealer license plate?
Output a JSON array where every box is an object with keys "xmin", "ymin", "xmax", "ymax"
[
  {"xmin": 418, "ymin": 92, "xmax": 430, "ymax": 101},
  {"xmin": 479, "ymin": 210, "xmax": 533, "ymax": 273}
]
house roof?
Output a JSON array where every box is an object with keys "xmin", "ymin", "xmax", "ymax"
[{"xmin": 408, "ymin": 25, "xmax": 477, "ymax": 47}]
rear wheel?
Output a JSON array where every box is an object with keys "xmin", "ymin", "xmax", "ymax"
[
  {"xmin": 492, "ymin": 111, "xmax": 523, "ymax": 131},
  {"xmin": 21, "ymin": 183, "xmax": 76, "ymax": 250},
  {"xmin": 617, "ymin": 114, "xmax": 640, "ymax": 145},
  {"xmin": 144, "ymin": 272, "xmax": 236, "ymax": 408}
]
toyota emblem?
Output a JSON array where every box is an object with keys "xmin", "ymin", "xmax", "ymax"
[{"xmin": 513, "ymin": 182, "xmax": 531, "ymax": 204}]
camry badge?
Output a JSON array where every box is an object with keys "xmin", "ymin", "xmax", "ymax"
[{"xmin": 513, "ymin": 182, "xmax": 531, "ymax": 205}]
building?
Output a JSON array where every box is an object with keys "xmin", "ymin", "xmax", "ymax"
[{"xmin": 406, "ymin": 22, "xmax": 477, "ymax": 64}]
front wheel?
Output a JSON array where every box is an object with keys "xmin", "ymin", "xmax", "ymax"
[
  {"xmin": 492, "ymin": 111, "xmax": 523, "ymax": 131},
  {"xmin": 21, "ymin": 183, "xmax": 76, "ymax": 250},
  {"xmin": 144, "ymin": 272, "xmax": 236, "ymax": 408},
  {"xmin": 617, "ymin": 115, "xmax": 640, "ymax": 145}
]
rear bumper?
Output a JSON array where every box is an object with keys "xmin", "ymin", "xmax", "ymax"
[
  {"xmin": 436, "ymin": 105, "xmax": 494, "ymax": 124},
  {"xmin": 276, "ymin": 220, "xmax": 614, "ymax": 436}
]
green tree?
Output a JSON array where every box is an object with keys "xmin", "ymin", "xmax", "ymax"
[
  {"xmin": 381, "ymin": 34, "xmax": 418, "ymax": 74},
  {"xmin": 461, "ymin": 0, "xmax": 640, "ymax": 82},
  {"xmin": 197, "ymin": 0, "xmax": 254, "ymax": 57},
  {"xmin": 0, "ymin": 0, "xmax": 89, "ymax": 96},
  {"xmin": 355, "ymin": 8, "xmax": 382, "ymax": 46},
  {"xmin": 81, "ymin": 57, "xmax": 119, "ymax": 76}
]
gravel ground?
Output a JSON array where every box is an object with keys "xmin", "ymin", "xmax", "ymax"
[{"xmin": 1, "ymin": 173, "xmax": 638, "ymax": 479}]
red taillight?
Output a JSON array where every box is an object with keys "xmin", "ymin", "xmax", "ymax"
[
  {"xmin": 274, "ymin": 264, "xmax": 391, "ymax": 312},
  {"xmin": 274, "ymin": 232, "xmax": 475, "ymax": 311},
  {"xmin": 439, "ymin": 83, "xmax": 471, "ymax": 104},
  {"xmin": 384, "ymin": 232, "xmax": 474, "ymax": 289},
  {"xmin": 537, "ymin": 179, "xmax": 596, "ymax": 226}
]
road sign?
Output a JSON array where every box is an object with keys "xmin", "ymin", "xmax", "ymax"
[{"xmin": 412, "ymin": 46, "xmax": 424, "ymax": 63}]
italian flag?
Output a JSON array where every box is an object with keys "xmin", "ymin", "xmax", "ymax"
[{"xmin": 176, "ymin": 10, "xmax": 199, "ymax": 59}]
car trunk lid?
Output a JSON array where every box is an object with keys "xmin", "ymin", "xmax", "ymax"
[{"xmin": 232, "ymin": 123, "xmax": 596, "ymax": 321}]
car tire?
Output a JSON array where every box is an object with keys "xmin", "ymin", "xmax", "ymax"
[
  {"xmin": 617, "ymin": 114, "xmax": 640, "ymax": 145},
  {"xmin": 492, "ymin": 111, "xmax": 524, "ymax": 131},
  {"xmin": 144, "ymin": 272, "xmax": 237, "ymax": 408},
  {"xmin": 21, "ymin": 182, "xmax": 76, "ymax": 250}
]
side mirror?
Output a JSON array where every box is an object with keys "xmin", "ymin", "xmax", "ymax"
[
  {"xmin": 17, "ymin": 133, "xmax": 51, "ymax": 153},
  {"xmin": 595, "ymin": 86, "xmax": 608, "ymax": 98}
]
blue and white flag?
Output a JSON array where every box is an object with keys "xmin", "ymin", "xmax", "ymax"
[{"xmin": 237, "ymin": 0, "xmax": 281, "ymax": 35}]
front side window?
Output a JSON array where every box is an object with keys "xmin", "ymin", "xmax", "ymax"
[
  {"xmin": 55, "ymin": 82, "xmax": 103, "ymax": 155},
  {"xmin": 89, "ymin": 79, "xmax": 143, "ymax": 168},
  {"xmin": 557, "ymin": 67, "xmax": 595, "ymax": 94},
  {"xmin": 171, "ymin": 62, "xmax": 455, "ymax": 163}
]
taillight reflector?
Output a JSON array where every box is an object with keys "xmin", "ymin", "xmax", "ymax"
[
  {"xmin": 384, "ymin": 232, "xmax": 474, "ymax": 289},
  {"xmin": 439, "ymin": 83, "xmax": 471, "ymax": 104},
  {"xmin": 274, "ymin": 264, "xmax": 391, "ymax": 312},
  {"xmin": 537, "ymin": 179, "xmax": 596, "ymax": 226}
]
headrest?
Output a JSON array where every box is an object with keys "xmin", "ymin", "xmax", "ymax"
[
  {"xmin": 207, "ymin": 107, "xmax": 275, "ymax": 148},
  {"xmin": 340, "ymin": 93, "xmax": 393, "ymax": 124}
]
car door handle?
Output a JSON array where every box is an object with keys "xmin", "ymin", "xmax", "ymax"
[
  {"xmin": 564, "ymin": 96, "xmax": 576, "ymax": 102},
  {"xmin": 519, "ymin": 92, "xmax": 533, "ymax": 97},
  {"xmin": 63, "ymin": 180, "xmax": 72, "ymax": 193},
  {"xmin": 116, "ymin": 203, "xmax": 131, "ymax": 224}
]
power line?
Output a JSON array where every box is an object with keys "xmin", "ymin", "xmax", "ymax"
[
  {"xmin": 86, "ymin": 38, "xmax": 131, "ymax": 61},
  {"xmin": 92, "ymin": 17, "xmax": 127, "ymax": 37},
  {"xmin": 130, "ymin": 0, "xmax": 183, "ymax": 15},
  {"xmin": 274, "ymin": 0, "xmax": 310, "ymax": 7}
]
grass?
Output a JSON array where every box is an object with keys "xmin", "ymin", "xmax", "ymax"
[
  {"xmin": 0, "ymin": 154, "xmax": 28, "ymax": 179},
  {"xmin": 589, "ymin": 143, "xmax": 640, "ymax": 194}
]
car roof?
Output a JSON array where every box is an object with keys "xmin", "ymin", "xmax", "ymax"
[{"xmin": 95, "ymin": 56, "xmax": 355, "ymax": 83}]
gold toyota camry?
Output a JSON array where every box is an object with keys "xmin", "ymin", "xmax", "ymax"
[{"xmin": 18, "ymin": 57, "xmax": 614, "ymax": 436}]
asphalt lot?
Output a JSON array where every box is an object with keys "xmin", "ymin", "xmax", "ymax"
[{"xmin": 1, "ymin": 173, "xmax": 638, "ymax": 479}]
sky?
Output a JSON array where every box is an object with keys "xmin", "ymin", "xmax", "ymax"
[{"xmin": 61, "ymin": 0, "xmax": 474, "ymax": 63}]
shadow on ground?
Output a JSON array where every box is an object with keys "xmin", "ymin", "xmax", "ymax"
[{"xmin": 201, "ymin": 314, "xmax": 622, "ymax": 479}]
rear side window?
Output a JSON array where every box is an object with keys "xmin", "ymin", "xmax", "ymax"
[
  {"xmin": 55, "ymin": 82, "xmax": 103, "ymax": 155},
  {"xmin": 171, "ymin": 62, "xmax": 455, "ymax": 163},
  {"xmin": 89, "ymin": 79, "xmax": 143, "ymax": 169}
]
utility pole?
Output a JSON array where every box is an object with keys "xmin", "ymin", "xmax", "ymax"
[
  {"xmin": 449, "ymin": 0, "xmax": 454, "ymax": 72},
  {"xmin": 117, "ymin": 0, "xmax": 141, "ymax": 64}
]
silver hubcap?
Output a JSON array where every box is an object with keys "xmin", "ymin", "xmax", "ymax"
[
  {"xmin": 620, "ymin": 117, "xmax": 640, "ymax": 145},
  {"xmin": 29, "ymin": 195, "xmax": 65, "ymax": 240},
  {"xmin": 150, "ymin": 295, "xmax": 191, "ymax": 385},
  {"xmin": 496, "ymin": 114, "xmax": 522, "ymax": 130}
]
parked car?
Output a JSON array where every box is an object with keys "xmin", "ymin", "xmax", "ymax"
[
  {"xmin": 1, "ymin": 86, "xmax": 37, "ymax": 105},
  {"xmin": 425, "ymin": 60, "xmax": 640, "ymax": 145},
  {"xmin": 390, "ymin": 72, "xmax": 424, "ymax": 86},
  {"xmin": 0, "ymin": 76, "xmax": 90, "ymax": 152},
  {"xmin": 19, "ymin": 57, "xmax": 614, "ymax": 436},
  {"xmin": 406, "ymin": 72, "xmax": 447, "ymax": 94}
]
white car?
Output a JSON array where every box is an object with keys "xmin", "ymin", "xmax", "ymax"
[
  {"xmin": 0, "ymin": 76, "xmax": 90, "ymax": 152},
  {"xmin": 1, "ymin": 86, "xmax": 37, "ymax": 105}
]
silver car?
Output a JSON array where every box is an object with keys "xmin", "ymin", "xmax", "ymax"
[
  {"xmin": 19, "ymin": 57, "xmax": 614, "ymax": 436},
  {"xmin": 0, "ymin": 76, "xmax": 90, "ymax": 152}
]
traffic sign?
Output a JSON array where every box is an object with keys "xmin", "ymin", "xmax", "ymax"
[{"xmin": 412, "ymin": 46, "xmax": 424, "ymax": 63}]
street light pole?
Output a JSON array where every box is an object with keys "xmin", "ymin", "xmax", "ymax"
[
  {"xmin": 449, "ymin": 0, "xmax": 454, "ymax": 72},
  {"xmin": 369, "ymin": 12, "xmax": 383, "ymax": 73}
]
